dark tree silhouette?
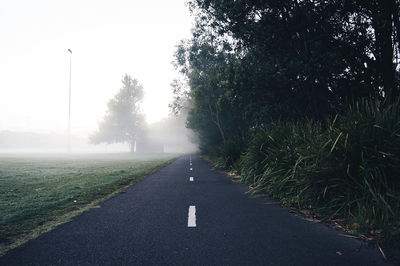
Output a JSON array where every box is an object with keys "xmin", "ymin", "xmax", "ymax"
[{"xmin": 173, "ymin": 0, "xmax": 400, "ymax": 159}]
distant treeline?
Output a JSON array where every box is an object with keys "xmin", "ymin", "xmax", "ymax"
[
  {"xmin": 0, "ymin": 131, "xmax": 107, "ymax": 152},
  {"xmin": 174, "ymin": 1, "xmax": 400, "ymax": 250},
  {"xmin": 0, "ymin": 131, "xmax": 69, "ymax": 150}
]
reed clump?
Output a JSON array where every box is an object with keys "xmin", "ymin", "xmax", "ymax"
[{"xmin": 239, "ymin": 99, "xmax": 400, "ymax": 245}]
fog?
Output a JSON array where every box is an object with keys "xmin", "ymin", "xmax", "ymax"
[
  {"xmin": 140, "ymin": 114, "xmax": 198, "ymax": 154},
  {"xmin": 0, "ymin": 114, "xmax": 198, "ymax": 154},
  {"xmin": 0, "ymin": 131, "xmax": 128, "ymax": 153},
  {"xmin": 0, "ymin": 0, "xmax": 198, "ymax": 155}
]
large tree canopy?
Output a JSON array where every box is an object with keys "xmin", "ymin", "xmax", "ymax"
[
  {"xmin": 90, "ymin": 74, "xmax": 145, "ymax": 152},
  {"xmin": 173, "ymin": 0, "xmax": 400, "ymax": 157},
  {"xmin": 170, "ymin": 0, "xmax": 400, "ymax": 246}
]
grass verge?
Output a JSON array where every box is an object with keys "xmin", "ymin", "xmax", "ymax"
[{"xmin": 0, "ymin": 153, "xmax": 177, "ymax": 256}]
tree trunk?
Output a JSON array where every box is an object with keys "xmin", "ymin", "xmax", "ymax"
[
  {"xmin": 372, "ymin": 0, "xmax": 396, "ymax": 102},
  {"xmin": 208, "ymin": 98, "xmax": 226, "ymax": 143},
  {"xmin": 129, "ymin": 140, "xmax": 136, "ymax": 153}
]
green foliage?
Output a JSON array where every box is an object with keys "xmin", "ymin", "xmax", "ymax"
[
  {"xmin": 213, "ymin": 135, "xmax": 247, "ymax": 169},
  {"xmin": 175, "ymin": 0, "xmax": 400, "ymax": 163},
  {"xmin": 173, "ymin": 0, "xmax": 400, "ymax": 250},
  {"xmin": 90, "ymin": 74, "xmax": 145, "ymax": 152},
  {"xmin": 239, "ymin": 100, "xmax": 400, "ymax": 243},
  {"xmin": 189, "ymin": 0, "xmax": 399, "ymax": 106}
]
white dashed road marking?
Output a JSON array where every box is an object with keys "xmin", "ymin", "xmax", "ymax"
[
  {"xmin": 188, "ymin": 206, "xmax": 196, "ymax": 227},
  {"xmin": 187, "ymin": 156, "xmax": 196, "ymax": 227}
]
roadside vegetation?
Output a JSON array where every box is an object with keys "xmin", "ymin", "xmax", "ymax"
[
  {"xmin": 172, "ymin": 0, "xmax": 400, "ymax": 259},
  {"xmin": 239, "ymin": 100, "xmax": 400, "ymax": 249},
  {"xmin": 0, "ymin": 153, "xmax": 176, "ymax": 256}
]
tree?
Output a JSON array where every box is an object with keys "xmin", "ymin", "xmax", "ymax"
[
  {"xmin": 188, "ymin": 0, "xmax": 400, "ymax": 107},
  {"xmin": 174, "ymin": 0, "xmax": 400, "ymax": 163},
  {"xmin": 90, "ymin": 74, "xmax": 145, "ymax": 152}
]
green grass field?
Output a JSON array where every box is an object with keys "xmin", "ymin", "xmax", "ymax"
[{"xmin": 0, "ymin": 153, "xmax": 177, "ymax": 255}]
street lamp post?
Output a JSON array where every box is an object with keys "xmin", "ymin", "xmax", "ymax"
[{"xmin": 68, "ymin": 49, "xmax": 72, "ymax": 153}]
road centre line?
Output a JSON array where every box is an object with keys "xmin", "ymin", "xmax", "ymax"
[
  {"xmin": 188, "ymin": 206, "xmax": 196, "ymax": 227},
  {"xmin": 190, "ymin": 168, "xmax": 193, "ymax": 171},
  {"xmin": 190, "ymin": 176, "xmax": 194, "ymax": 182}
]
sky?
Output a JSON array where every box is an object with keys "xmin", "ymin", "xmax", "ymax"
[{"xmin": 0, "ymin": 0, "xmax": 193, "ymax": 137}]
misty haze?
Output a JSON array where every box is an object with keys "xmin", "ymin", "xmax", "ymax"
[
  {"xmin": 1, "ymin": 0, "xmax": 399, "ymax": 265},
  {"xmin": 0, "ymin": 0, "xmax": 199, "ymax": 259},
  {"xmin": 0, "ymin": 0, "xmax": 197, "ymax": 155}
]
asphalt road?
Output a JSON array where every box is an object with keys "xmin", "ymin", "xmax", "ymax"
[{"xmin": 0, "ymin": 155, "xmax": 390, "ymax": 265}]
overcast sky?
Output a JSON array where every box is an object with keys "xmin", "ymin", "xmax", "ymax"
[{"xmin": 0, "ymin": 0, "xmax": 193, "ymax": 137}]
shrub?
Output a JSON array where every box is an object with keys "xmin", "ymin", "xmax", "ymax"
[
  {"xmin": 239, "ymin": 99, "xmax": 400, "ymax": 244},
  {"xmin": 214, "ymin": 135, "xmax": 247, "ymax": 170}
]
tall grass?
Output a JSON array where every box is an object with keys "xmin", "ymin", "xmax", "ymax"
[
  {"xmin": 239, "ymin": 99, "xmax": 400, "ymax": 245},
  {"xmin": 214, "ymin": 135, "xmax": 247, "ymax": 169}
]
